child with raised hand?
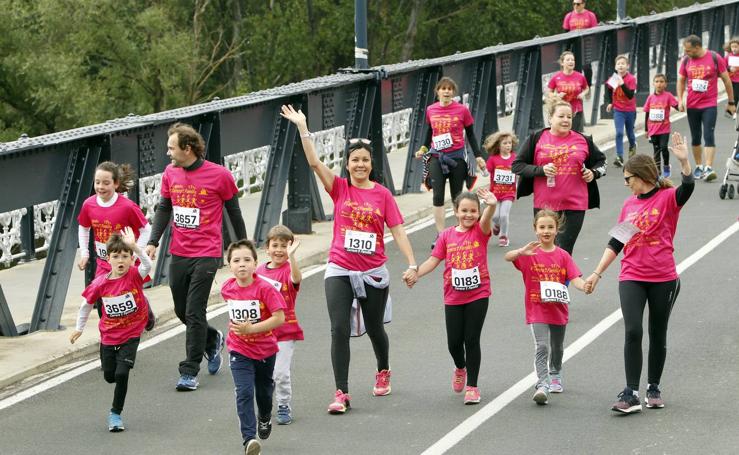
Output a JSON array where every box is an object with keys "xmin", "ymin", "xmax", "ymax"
[
  {"xmin": 69, "ymin": 226, "xmax": 152, "ymax": 433},
  {"xmin": 643, "ymin": 74, "xmax": 679, "ymax": 178},
  {"xmin": 605, "ymin": 55, "xmax": 638, "ymax": 167},
  {"xmin": 504, "ymin": 210, "xmax": 588, "ymax": 406},
  {"xmin": 411, "ymin": 188, "xmax": 497, "ymax": 405},
  {"xmin": 256, "ymin": 225, "xmax": 303, "ymax": 425},
  {"xmin": 223, "ymin": 239, "xmax": 285, "ymax": 455},
  {"xmin": 484, "ymin": 131, "xmax": 518, "ymax": 247}
]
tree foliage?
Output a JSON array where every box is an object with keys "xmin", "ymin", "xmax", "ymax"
[{"xmin": 0, "ymin": 0, "xmax": 709, "ymax": 141}]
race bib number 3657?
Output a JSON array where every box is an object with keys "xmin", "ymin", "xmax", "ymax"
[
  {"xmin": 228, "ymin": 299, "xmax": 261, "ymax": 323},
  {"xmin": 173, "ymin": 206, "xmax": 200, "ymax": 229}
]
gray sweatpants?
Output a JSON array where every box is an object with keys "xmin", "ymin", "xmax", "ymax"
[
  {"xmin": 492, "ymin": 200, "xmax": 513, "ymax": 237},
  {"xmin": 530, "ymin": 323, "xmax": 567, "ymax": 388}
]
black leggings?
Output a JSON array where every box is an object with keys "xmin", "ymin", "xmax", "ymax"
[
  {"xmin": 325, "ymin": 276, "xmax": 390, "ymax": 392},
  {"xmin": 733, "ymin": 81, "xmax": 739, "ymax": 106},
  {"xmin": 619, "ymin": 279, "xmax": 680, "ymax": 390},
  {"xmin": 101, "ymin": 337, "xmax": 139, "ymax": 414},
  {"xmin": 533, "ymin": 208, "xmax": 585, "ymax": 256},
  {"xmin": 444, "ymin": 298, "xmax": 489, "ymax": 387},
  {"xmin": 429, "ymin": 155, "xmax": 467, "ymax": 207},
  {"xmin": 651, "ymin": 133, "xmax": 670, "ymax": 169}
]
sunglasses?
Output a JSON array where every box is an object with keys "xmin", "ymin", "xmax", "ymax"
[
  {"xmin": 573, "ymin": 2, "xmax": 583, "ymax": 5},
  {"xmin": 623, "ymin": 175, "xmax": 636, "ymax": 183},
  {"xmin": 349, "ymin": 138, "xmax": 371, "ymax": 146}
]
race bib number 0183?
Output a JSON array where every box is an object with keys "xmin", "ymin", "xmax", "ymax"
[
  {"xmin": 539, "ymin": 281, "xmax": 570, "ymax": 304},
  {"xmin": 173, "ymin": 206, "xmax": 200, "ymax": 229},
  {"xmin": 451, "ymin": 267, "xmax": 481, "ymax": 291},
  {"xmin": 102, "ymin": 293, "xmax": 138, "ymax": 318},
  {"xmin": 344, "ymin": 230, "xmax": 377, "ymax": 255},
  {"xmin": 228, "ymin": 299, "xmax": 261, "ymax": 323}
]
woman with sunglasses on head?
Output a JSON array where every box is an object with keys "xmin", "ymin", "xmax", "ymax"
[
  {"xmin": 280, "ymin": 105, "xmax": 418, "ymax": 415},
  {"xmin": 585, "ymin": 132, "xmax": 694, "ymax": 414},
  {"xmin": 415, "ymin": 77, "xmax": 487, "ymax": 247}
]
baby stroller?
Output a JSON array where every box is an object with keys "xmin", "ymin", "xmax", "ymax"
[{"xmin": 719, "ymin": 121, "xmax": 739, "ymax": 199}]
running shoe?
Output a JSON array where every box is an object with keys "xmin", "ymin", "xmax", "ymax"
[
  {"xmin": 662, "ymin": 164, "xmax": 671, "ymax": 179},
  {"xmin": 613, "ymin": 155, "xmax": 624, "ymax": 167},
  {"xmin": 257, "ymin": 416, "xmax": 272, "ymax": 440},
  {"xmin": 145, "ymin": 305, "xmax": 156, "ymax": 332},
  {"xmin": 704, "ymin": 166, "xmax": 717, "ymax": 182},
  {"xmin": 493, "ymin": 224, "xmax": 500, "ymax": 236},
  {"xmin": 532, "ymin": 386, "xmax": 549, "ymax": 405},
  {"xmin": 464, "ymin": 386, "xmax": 481, "ymax": 405},
  {"xmin": 373, "ymin": 369, "xmax": 392, "ymax": 396},
  {"xmin": 498, "ymin": 236, "xmax": 510, "ymax": 247},
  {"xmin": 244, "ymin": 439, "xmax": 261, "ymax": 455},
  {"xmin": 108, "ymin": 411, "xmax": 124, "ymax": 432},
  {"xmin": 452, "ymin": 368, "xmax": 467, "ymax": 393},
  {"xmin": 693, "ymin": 165, "xmax": 705, "ymax": 179},
  {"xmin": 628, "ymin": 145, "xmax": 637, "ymax": 158},
  {"xmin": 327, "ymin": 390, "xmax": 351, "ymax": 414},
  {"xmin": 549, "ymin": 374, "xmax": 563, "ymax": 393},
  {"xmin": 611, "ymin": 387, "xmax": 642, "ymax": 414},
  {"xmin": 205, "ymin": 330, "xmax": 225, "ymax": 375},
  {"xmin": 175, "ymin": 374, "xmax": 199, "ymax": 391},
  {"xmin": 645, "ymin": 384, "xmax": 665, "ymax": 409},
  {"xmin": 276, "ymin": 405, "xmax": 292, "ymax": 425}
]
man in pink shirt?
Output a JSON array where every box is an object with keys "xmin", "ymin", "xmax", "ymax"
[
  {"xmin": 562, "ymin": 0, "xmax": 598, "ymax": 31},
  {"xmin": 677, "ymin": 34, "xmax": 736, "ymax": 182}
]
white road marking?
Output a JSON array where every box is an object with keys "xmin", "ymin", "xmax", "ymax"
[{"xmin": 421, "ymin": 220, "xmax": 739, "ymax": 455}]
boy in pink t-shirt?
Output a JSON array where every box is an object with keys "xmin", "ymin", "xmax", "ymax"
[
  {"xmin": 414, "ymin": 188, "xmax": 497, "ymax": 405},
  {"xmin": 484, "ymin": 131, "xmax": 518, "ymax": 246},
  {"xmin": 223, "ymin": 240, "xmax": 285, "ymax": 454},
  {"xmin": 70, "ymin": 227, "xmax": 152, "ymax": 433},
  {"xmin": 643, "ymin": 74, "xmax": 679, "ymax": 178},
  {"xmin": 505, "ymin": 210, "xmax": 587, "ymax": 406}
]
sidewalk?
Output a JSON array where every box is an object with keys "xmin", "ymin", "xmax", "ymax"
[{"xmin": 0, "ymin": 95, "xmax": 661, "ymax": 392}]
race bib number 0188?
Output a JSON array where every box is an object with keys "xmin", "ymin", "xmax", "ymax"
[
  {"xmin": 228, "ymin": 299, "xmax": 261, "ymax": 323},
  {"xmin": 451, "ymin": 267, "xmax": 481, "ymax": 291},
  {"xmin": 648, "ymin": 108, "xmax": 665, "ymax": 122},
  {"xmin": 102, "ymin": 293, "xmax": 138, "ymax": 318},
  {"xmin": 173, "ymin": 206, "xmax": 200, "ymax": 229},
  {"xmin": 539, "ymin": 281, "xmax": 570, "ymax": 304},
  {"xmin": 344, "ymin": 230, "xmax": 377, "ymax": 255}
]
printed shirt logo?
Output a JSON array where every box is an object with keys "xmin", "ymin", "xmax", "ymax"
[
  {"xmin": 540, "ymin": 142, "xmax": 581, "ymax": 175},
  {"xmin": 625, "ymin": 207, "xmax": 661, "ymax": 247},
  {"xmin": 528, "ymin": 263, "xmax": 567, "ymax": 303},
  {"xmin": 171, "ymin": 184, "xmax": 210, "ymax": 226}
]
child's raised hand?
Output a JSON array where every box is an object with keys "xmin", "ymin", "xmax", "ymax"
[
  {"xmin": 120, "ymin": 226, "xmax": 136, "ymax": 248},
  {"xmin": 519, "ymin": 241, "xmax": 540, "ymax": 256},
  {"xmin": 476, "ymin": 187, "xmax": 497, "ymax": 206},
  {"xmin": 287, "ymin": 239, "xmax": 301, "ymax": 257}
]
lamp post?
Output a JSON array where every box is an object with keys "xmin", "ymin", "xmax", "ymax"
[{"xmin": 355, "ymin": 0, "xmax": 369, "ymax": 69}]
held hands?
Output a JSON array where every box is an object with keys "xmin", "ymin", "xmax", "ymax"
[
  {"xmin": 145, "ymin": 244, "xmax": 157, "ymax": 260},
  {"xmin": 476, "ymin": 157, "xmax": 486, "ymax": 172},
  {"xmin": 476, "ymin": 187, "xmax": 498, "ymax": 206},
  {"xmin": 678, "ymin": 101, "xmax": 685, "ymax": 112},
  {"xmin": 402, "ymin": 268, "xmax": 418, "ymax": 288},
  {"xmin": 583, "ymin": 273, "xmax": 601, "ymax": 295},
  {"xmin": 69, "ymin": 330, "xmax": 82, "ymax": 344},
  {"xmin": 280, "ymin": 105, "xmax": 308, "ymax": 129}
]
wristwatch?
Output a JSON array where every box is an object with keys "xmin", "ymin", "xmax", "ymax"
[
  {"xmin": 729, "ymin": 101, "xmax": 736, "ymax": 106},
  {"xmin": 407, "ymin": 265, "xmax": 418, "ymax": 271}
]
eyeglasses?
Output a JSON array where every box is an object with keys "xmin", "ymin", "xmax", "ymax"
[{"xmin": 623, "ymin": 174, "xmax": 636, "ymax": 183}]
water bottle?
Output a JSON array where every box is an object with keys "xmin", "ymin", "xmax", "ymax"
[{"xmin": 547, "ymin": 175, "xmax": 556, "ymax": 187}]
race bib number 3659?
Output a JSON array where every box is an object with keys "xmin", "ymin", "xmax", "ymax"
[
  {"xmin": 228, "ymin": 299, "xmax": 261, "ymax": 323},
  {"xmin": 102, "ymin": 293, "xmax": 138, "ymax": 318}
]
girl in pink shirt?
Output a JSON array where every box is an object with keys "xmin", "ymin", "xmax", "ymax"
[
  {"xmin": 606, "ymin": 55, "xmax": 638, "ymax": 167},
  {"xmin": 484, "ymin": 131, "xmax": 518, "ymax": 246},
  {"xmin": 724, "ymin": 38, "xmax": 739, "ymax": 107},
  {"xmin": 586, "ymin": 133, "xmax": 694, "ymax": 414},
  {"xmin": 223, "ymin": 240, "xmax": 286, "ymax": 454},
  {"xmin": 547, "ymin": 51, "xmax": 590, "ymax": 132},
  {"xmin": 505, "ymin": 210, "xmax": 587, "ymax": 406},
  {"xmin": 643, "ymin": 74, "xmax": 679, "ymax": 178},
  {"xmin": 280, "ymin": 105, "xmax": 418, "ymax": 415},
  {"xmin": 414, "ymin": 188, "xmax": 497, "ymax": 405}
]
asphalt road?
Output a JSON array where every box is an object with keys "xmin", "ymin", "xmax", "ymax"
[{"xmin": 1, "ymin": 115, "xmax": 738, "ymax": 455}]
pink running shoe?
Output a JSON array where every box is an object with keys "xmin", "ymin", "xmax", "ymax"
[
  {"xmin": 327, "ymin": 390, "xmax": 351, "ymax": 414},
  {"xmin": 498, "ymin": 236, "xmax": 510, "ymax": 247},
  {"xmin": 373, "ymin": 369, "xmax": 392, "ymax": 396},
  {"xmin": 464, "ymin": 386, "xmax": 481, "ymax": 405},
  {"xmin": 452, "ymin": 368, "xmax": 467, "ymax": 393}
]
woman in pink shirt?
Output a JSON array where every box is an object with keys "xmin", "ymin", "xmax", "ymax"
[
  {"xmin": 586, "ymin": 133, "xmax": 695, "ymax": 415},
  {"xmin": 547, "ymin": 51, "xmax": 590, "ymax": 132},
  {"xmin": 513, "ymin": 98, "xmax": 607, "ymax": 256},
  {"xmin": 723, "ymin": 38, "xmax": 739, "ymax": 108},
  {"xmin": 280, "ymin": 105, "xmax": 418, "ymax": 415}
]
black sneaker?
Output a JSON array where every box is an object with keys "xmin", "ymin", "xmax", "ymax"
[
  {"xmin": 645, "ymin": 384, "xmax": 664, "ymax": 409},
  {"xmin": 611, "ymin": 387, "xmax": 642, "ymax": 414},
  {"xmin": 257, "ymin": 416, "xmax": 272, "ymax": 440},
  {"xmin": 613, "ymin": 155, "xmax": 624, "ymax": 168}
]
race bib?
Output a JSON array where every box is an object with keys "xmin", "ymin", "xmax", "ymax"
[
  {"xmin": 173, "ymin": 206, "xmax": 200, "ymax": 229},
  {"xmin": 95, "ymin": 241, "xmax": 108, "ymax": 260},
  {"xmin": 691, "ymin": 79, "xmax": 708, "ymax": 92},
  {"xmin": 608, "ymin": 221, "xmax": 641, "ymax": 244},
  {"xmin": 606, "ymin": 73, "xmax": 623, "ymax": 90},
  {"xmin": 228, "ymin": 299, "xmax": 261, "ymax": 323},
  {"xmin": 493, "ymin": 169, "xmax": 515, "ymax": 185},
  {"xmin": 102, "ymin": 293, "xmax": 138, "ymax": 318},
  {"xmin": 258, "ymin": 274, "xmax": 282, "ymax": 292},
  {"xmin": 648, "ymin": 108, "xmax": 665, "ymax": 122},
  {"xmin": 432, "ymin": 133, "xmax": 453, "ymax": 151},
  {"xmin": 344, "ymin": 230, "xmax": 377, "ymax": 255},
  {"xmin": 451, "ymin": 267, "xmax": 481, "ymax": 291},
  {"xmin": 729, "ymin": 56, "xmax": 739, "ymax": 67},
  {"xmin": 539, "ymin": 281, "xmax": 570, "ymax": 304}
]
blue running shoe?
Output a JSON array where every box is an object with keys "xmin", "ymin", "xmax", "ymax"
[
  {"xmin": 276, "ymin": 405, "xmax": 292, "ymax": 425},
  {"xmin": 693, "ymin": 165, "xmax": 704, "ymax": 179},
  {"xmin": 108, "ymin": 412, "xmax": 124, "ymax": 432},
  {"xmin": 205, "ymin": 330, "xmax": 224, "ymax": 375},
  {"xmin": 662, "ymin": 164, "xmax": 671, "ymax": 179},
  {"xmin": 175, "ymin": 374, "xmax": 199, "ymax": 391}
]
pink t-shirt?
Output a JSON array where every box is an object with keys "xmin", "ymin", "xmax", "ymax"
[
  {"xmin": 679, "ymin": 51, "xmax": 727, "ymax": 109},
  {"xmin": 82, "ymin": 266, "xmax": 149, "ymax": 345},
  {"xmin": 78, "ymin": 194, "xmax": 148, "ymax": 276},
  {"xmin": 256, "ymin": 262, "xmax": 304, "ymax": 342},
  {"xmin": 431, "ymin": 223, "xmax": 492, "ymax": 305},
  {"xmin": 532, "ymin": 131, "xmax": 589, "ymax": 211},
  {"xmin": 486, "ymin": 153, "xmax": 517, "ymax": 201},
  {"xmin": 160, "ymin": 160, "xmax": 239, "ymax": 258},
  {"xmin": 617, "ymin": 188, "xmax": 681, "ymax": 282},
  {"xmin": 425, "ymin": 101, "xmax": 474, "ymax": 152},
  {"xmin": 644, "ymin": 91, "xmax": 679, "ymax": 137},
  {"xmin": 725, "ymin": 52, "xmax": 739, "ymax": 83},
  {"xmin": 328, "ymin": 176, "xmax": 404, "ymax": 271},
  {"xmin": 562, "ymin": 10, "xmax": 598, "ymax": 30},
  {"xmin": 548, "ymin": 71, "xmax": 589, "ymax": 113},
  {"xmin": 513, "ymin": 247, "xmax": 581, "ymax": 325},
  {"xmin": 222, "ymin": 276, "xmax": 286, "ymax": 361},
  {"xmin": 610, "ymin": 72, "xmax": 637, "ymax": 112}
]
